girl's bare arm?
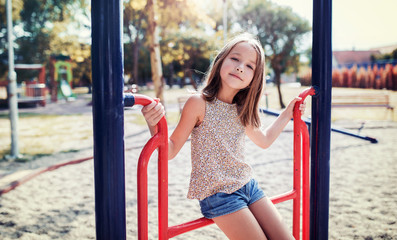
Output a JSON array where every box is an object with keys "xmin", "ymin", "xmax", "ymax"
[
  {"xmin": 246, "ymin": 97, "xmax": 305, "ymax": 149},
  {"xmin": 168, "ymin": 95, "xmax": 205, "ymax": 159},
  {"xmin": 141, "ymin": 95, "xmax": 205, "ymax": 160}
]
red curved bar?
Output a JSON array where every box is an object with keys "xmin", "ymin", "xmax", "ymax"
[
  {"xmin": 292, "ymin": 87, "xmax": 316, "ymax": 240},
  {"xmin": 134, "ymin": 95, "xmax": 169, "ymax": 240},
  {"xmin": 270, "ymin": 190, "xmax": 297, "ymax": 204}
]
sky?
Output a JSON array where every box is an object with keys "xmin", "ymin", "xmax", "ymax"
[{"xmin": 275, "ymin": 0, "xmax": 397, "ymax": 51}]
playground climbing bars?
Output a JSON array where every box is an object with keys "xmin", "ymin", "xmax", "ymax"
[
  {"xmin": 91, "ymin": 1, "xmax": 331, "ymax": 239},
  {"xmin": 129, "ymin": 86, "xmax": 315, "ymax": 240},
  {"xmin": 125, "ymin": 94, "xmax": 169, "ymax": 240}
]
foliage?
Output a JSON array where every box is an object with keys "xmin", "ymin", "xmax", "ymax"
[
  {"xmin": 1, "ymin": 0, "xmax": 313, "ymax": 96},
  {"xmin": 371, "ymin": 48, "xmax": 397, "ymax": 61},
  {"xmin": 0, "ymin": 0, "xmax": 24, "ymax": 79},
  {"xmin": 0, "ymin": 0, "xmax": 90, "ymax": 85},
  {"xmin": 123, "ymin": 0, "xmax": 148, "ymax": 85},
  {"xmin": 160, "ymin": 30, "xmax": 215, "ymax": 88},
  {"xmin": 16, "ymin": 0, "xmax": 76, "ymax": 62},
  {"xmin": 157, "ymin": 0, "xmax": 215, "ymax": 30},
  {"xmin": 123, "ymin": 0, "xmax": 217, "ymax": 88},
  {"xmin": 239, "ymin": 0, "xmax": 311, "ymax": 107}
]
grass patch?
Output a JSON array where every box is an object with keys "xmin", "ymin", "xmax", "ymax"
[
  {"xmin": 125, "ymin": 112, "xmax": 147, "ymax": 126},
  {"xmin": 0, "ymin": 114, "xmax": 93, "ymax": 160},
  {"xmin": 60, "ymin": 149, "xmax": 80, "ymax": 153},
  {"xmin": 14, "ymin": 155, "xmax": 34, "ymax": 162},
  {"xmin": 0, "ymin": 152, "xmax": 47, "ymax": 162},
  {"xmin": 0, "ymin": 112, "xmax": 41, "ymax": 119}
]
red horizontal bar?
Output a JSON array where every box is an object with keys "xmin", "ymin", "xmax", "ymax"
[
  {"xmin": 167, "ymin": 189, "xmax": 297, "ymax": 239},
  {"xmin": 168, "ymin": 217, "xmax": 214, "ymax": 239},
  {"xmin": 270, "ymin": 190, "xmax": 297, "ymax": 204}
]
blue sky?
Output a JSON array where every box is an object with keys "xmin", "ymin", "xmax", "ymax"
[{"xmin": 276, "ymin": 0, "xmax": 397, "ymax": 50}]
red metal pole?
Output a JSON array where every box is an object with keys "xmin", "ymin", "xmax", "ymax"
[
  {"xmin": 294, "ymin": 87, "xmax": 316, "ymax": 240},
  {"xmin": 293, "ymin": 103, "xmax": 302, "ymax": 240},
  {"xmin": 158, "ymin": 113, "xmax": 169, "ymax": 240},
  {"xmin": 302, "ymin": 124, "xmax": 311, "ymax": 240},
  {"xmin": 132, "ymin": 95, "xmax": 168, "ymax": 240}
]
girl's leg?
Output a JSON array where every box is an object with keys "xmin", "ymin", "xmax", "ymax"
[
  {"xmin": 213, "ymin": 208, "xmax": 268, "ymax": 240},
  {"xmin": 248, "ymin": 197, "xmax": 294, "ymax": 240}
]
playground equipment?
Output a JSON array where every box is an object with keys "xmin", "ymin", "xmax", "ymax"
[
  {"xmin": 124, "ymin": 87, "xmax": 315, "ymax": 240},
  {"xmin": 1, "ymin": 55, "xmax": 76, "ymax": 106},
  {"xmin": 50, "ymin": 55, "xmax": 75, "ymax": 102},
  {"xmin": 0, "ymin": 64, "xmax": 47, "ymax": 107},
  {"xmin": 91, "ymin": 0, "xmax": 332, "ymax": 239},
  {"xmin": 260, "ymin": 108, "xmax": 378, "ymax": 143}
]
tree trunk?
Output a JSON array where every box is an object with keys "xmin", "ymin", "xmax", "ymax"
[
  {"xmin": 168, "ymin": 63, "xmax": 174, "ymax": 88},
  {"xmin": 184, "ymin": 60, "xmax": 198, "ymax": 90},
  {"xmin": 274, "ymin": 70, "xmax": 285, "ymax": 108},
  {"xmin": 132, "ymin": 37, "xmax": 140, "ymax": 85},
  {"xmin": 147, "ymin": 0, "xmax": 164, "ymax": 102}
]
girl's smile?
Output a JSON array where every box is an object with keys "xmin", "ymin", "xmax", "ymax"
[{"xmin": 229, "ymin": 73, "xmax": 243, "ymax": 81}]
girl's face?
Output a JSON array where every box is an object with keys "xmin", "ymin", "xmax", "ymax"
[{"xmin": 219, "ymin": 42, "xmax": 258, "ymax": 91}]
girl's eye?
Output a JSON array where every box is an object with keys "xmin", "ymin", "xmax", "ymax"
[
  {"xmin": 231, "ymin": 57, "xmax": 239, "ymax": 61},
  {"xmin": 247, "ymin": 65, "xmax": 254, "ymax": 70}
]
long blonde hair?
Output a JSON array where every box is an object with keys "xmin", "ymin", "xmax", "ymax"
[{"xmin": 202, "ymin": 33, "xmax": 266, "ymax": 128}]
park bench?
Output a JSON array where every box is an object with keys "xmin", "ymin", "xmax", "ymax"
[{"xmin": 331, "ymin": 93, "xmax": 394, "ymax": 113}]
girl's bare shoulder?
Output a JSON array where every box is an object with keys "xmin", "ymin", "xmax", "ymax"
[
  {"xmin": 186, "ymin": 93, "xmax": 206, "ymax": 106},
  {"xmin": 182, "ymin": 93, "xmax": 206, "ymax": 123}
]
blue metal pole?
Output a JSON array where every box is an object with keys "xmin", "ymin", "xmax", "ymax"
[
  {"xmin": 310, "ymin": 0, "xmax": 332, "ymax": 239},
  {"xmin": 91, "ymin": 0, "xmax": 126, "ymax": 239},
  {"xmin": 259, "ymin": 108, "xmax": 377, "ymax": 143}
]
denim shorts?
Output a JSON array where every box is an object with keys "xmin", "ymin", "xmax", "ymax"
[{"xmin": 199, "ymin": 179, "xmax": 266, "ymax": 219}]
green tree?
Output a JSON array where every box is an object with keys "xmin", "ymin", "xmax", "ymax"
[
  {"xmin": 0, "ymin": 0, "xmax": 24, "ymax": 79},
  {"xmin": 240, "ymin": 0, "xmax": 311, "ymax": 108},
  {"xmin": 161, "ymin": 31, "xmax": 215, "ymax": 89},
  {"xmin": 1, "ymin": 0, "xmax": 85, "ymax": 83},
  {"xmin": 146, "ymin": 0, "xmax": 164, "ymax": 101},
  {"xmin": 371, "ymin": 48, "xmax": 397, "ymax": 61},
  {"xmin": 16, "ymin": 0, "xmax": 76, "ymax": 63},
  {"xmin": 48, "ymin": 0, "xmax": 91, "ymax": 86},
  {"xmin": 123, "ymin": 0, "xmax": 148, "ymax": 85},
  {"xmin": 123, "ymin": 0, "xmax": 216, "ymax": 99}
]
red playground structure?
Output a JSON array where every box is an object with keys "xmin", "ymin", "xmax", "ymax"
[
  {"xmin": 0, "ymin": 64, "xmax": 47, "ymax": 107},
  {"xmin": 130, "ymin": 87, "xmax": 316, "ymax": 240}
]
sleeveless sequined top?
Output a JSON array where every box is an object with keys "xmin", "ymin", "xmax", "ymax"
[{"xmin": 187, "ymin": 98, "xmax": 252, "ymax": 200}]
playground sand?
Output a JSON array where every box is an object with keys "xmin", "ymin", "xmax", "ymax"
[
  {"xmin": 0, "ymin": 114, "xmax": 396, "ymax": 239},
  {"xmin": 0, "ymin": 89, "xmax": 396, "ymax": 239}
]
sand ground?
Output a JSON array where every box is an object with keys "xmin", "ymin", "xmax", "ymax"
[{"xmin": 0, "ymin": 88, "xmax": 396, "ymax": 240}]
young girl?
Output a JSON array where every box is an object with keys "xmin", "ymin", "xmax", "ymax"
[{"xmin": 142, "ymin": 33, "xmax": 305, "ymax": 240}]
